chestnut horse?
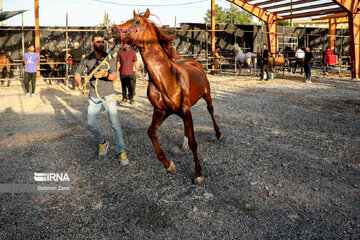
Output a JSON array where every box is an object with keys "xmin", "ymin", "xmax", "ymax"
[
  {"xmin": 0, "ymin": 53, "xmax": 13, "ymax": 86},
  {"xmin": 105, "ymin": 9, "xmax": 223, "ymax": 184}
]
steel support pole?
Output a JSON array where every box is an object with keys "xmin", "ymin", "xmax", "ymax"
[
  {"xmin": 348, "ymin": 12, "xmax": 360, "ymax": 79},
  {"xmin": 211, "ymin": 0, "xmax": 216, "ymax": 74},
  {"xmin": 34, "ymin": 0, "xmax": 40, "ymax": 77},
  {"xmin": 329, "ymin": 18, "xmax": 337, "ymax": 51}
]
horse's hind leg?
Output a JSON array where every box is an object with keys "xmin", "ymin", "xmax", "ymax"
[
  {"xmin": 147, "ymin": 108, "xmax": 175, "ymax": 174},
  {"xmin": 6, "ymin": 66, "xmax": 11, "ymax": 86},
  {"xmin": 203, "ymin": 91, "xmax": 223, "ymax": 141},
  {"xmin": 181, "ymin": 106, "xmax": 203, "ymax": 184}
]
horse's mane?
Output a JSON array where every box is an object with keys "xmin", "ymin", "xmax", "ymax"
[{"xmin": 142, "ymin": 17, "xmax": 182, "ymax": 62}]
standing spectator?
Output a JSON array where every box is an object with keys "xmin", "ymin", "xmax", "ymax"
[
  {"xmin": 117, "ymin": 44, "xmax": 138, "ymax": 104},
  {"xmin": 40, "ymin": 44, "xmax": 53, "ymax": 60},
  {"xmin": 69, "ymin": 42, "xmax": 85, "ymax": 75},
  {"xmin": 23, "ymin": 42, "xmax": 40, "ymax": 97},
  {"xmin": 304, "ymin": 47, "xmax": 314, "ymax": 83},
  {"xmin": 323, "ymin": 47, "xmax": 334, "ymax": 72},
  {"xmin": 293, "ymin": 46, "xmax": 305, "ymax": 74},
  {"xmin": 213, "ymin": 48, "xmax": 222, "ymax": 75},
  {"xmin": 74, "ymin": 32, "xmax": 129, "ymax": 165},
  {"xmin": 260, "ymin": 43, "xmax": 269, "ymax": 81},
  {"xmin": 40, "ymin": 45, "xmax": 53, "ymax": 78}
]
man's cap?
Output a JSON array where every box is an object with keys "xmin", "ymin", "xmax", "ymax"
[{"xmin": 74, "ymin": 42, "xmax": 79, "ymax": 47}]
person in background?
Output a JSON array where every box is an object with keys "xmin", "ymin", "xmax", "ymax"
[
  {"xmin": 23, "ymin": 42, "xmax": 40, "ymax": 97},
  {"xmin": 260, "ymin": 43, "xmax": 269, "ymax": 81},
  {"xmin": 117, "ymin": 44, "xmax": 138, "ymax": 105},
  {"xmin": 69, "ymin": 42, "xmax": 85, "ymax": 75},
  {"xmin": 323, "ymin": 47, "xmax": 334, "ymax": 72},
  {"xmin": 40, "ymin": 44, "xmax": 53, "ymax": 60},
  {"xmin": 40, "ymin": 44, "xmax": 53, "ymax": 78},
  {"xmin": 293, "ymin": 46, "xmax": 305, "ymax": 74},
  {"xmin": 304, "ymin": 47, "xmax": 314, "ymax": 83}
]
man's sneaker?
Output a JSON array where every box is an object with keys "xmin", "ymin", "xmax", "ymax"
[
  {"xmin": 130, "ymin": 99, "xmax": 134, "ymax": 105},
  {"xmin": 119, "ymin": 152, "xmax": 129, "ymax": 166},
  {"xmin": 25, "ymin": 93, "xmax": 29, "ymax": 97},
  {"xmin": 31, "ymin": 93, "xmax": 35, "ymax": 97},
  {"xmin": 99, "ymin": 140, "xmax": 109, "ymax": 156}
]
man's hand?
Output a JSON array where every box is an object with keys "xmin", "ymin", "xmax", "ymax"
[
  {"xmin": 77, "ymin": 84, "xmax": 84, "ymax": 94},
  {"xmin": 94, "ymin": 69, "xmax": 108, "ymax": 79},
  {"xmin": 135, "ymin": 71, "xmax": 138, "ymax": 77}
]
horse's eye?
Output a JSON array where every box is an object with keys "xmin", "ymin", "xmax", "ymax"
[{"xmin": 133, "ymin": 20, "xmax": 139, "ymax": 25}]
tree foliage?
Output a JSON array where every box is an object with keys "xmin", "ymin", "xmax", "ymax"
[
  {"xmin": 97, "ymin": 12, "xmax": 115, "ymax": 27},
  {"xmin": 204, "ymin": 4, "xmax": 253, "ymax": 25}
]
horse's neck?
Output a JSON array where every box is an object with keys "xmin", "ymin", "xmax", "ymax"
[{"xmin": 139, "ymin": 42, "xmax": 173, "ymax": 83}]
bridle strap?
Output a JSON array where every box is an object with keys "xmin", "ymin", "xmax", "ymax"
[{"xmin": 113, "ymin": 23, "xmax": 147, "ymax": 45}]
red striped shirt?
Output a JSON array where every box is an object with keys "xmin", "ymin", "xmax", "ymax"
[{"xmin": 117, "ymin": 50, "xmax": 137, "ymax": 76}]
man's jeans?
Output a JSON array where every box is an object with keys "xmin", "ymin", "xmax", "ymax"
[{"xmin": 87, "ymin": 94, "xmax": 125, "ymax": 153}]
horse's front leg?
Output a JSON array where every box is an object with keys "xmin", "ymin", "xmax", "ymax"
[
  {"xmin": 181, "ymin": 106, "xmax": 203, "ymax": 184},
  {"xmin": 147, "ymin": 108, "xmax": 175, "ymax": 174},
  {"xmin": 248, "ymin": 60, "xmax": 252, "ymax": 74}
]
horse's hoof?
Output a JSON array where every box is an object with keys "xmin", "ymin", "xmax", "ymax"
[
  {"xmin": 166, "ymin": 160, "xmax": 176, "ymax": 175},
  {"xmin": 193, "ymin": 176, "xmax": 204, "ymax": 185},
  {"xmin": 181, "ymin": 136, "xmax": 189, "ymax": 151},
  {"xmin": 181, "ymin": 144, "xmax": 190, "ymax": 152},
  {"xmin": 217, "ymin": 132, "xmax": 224, "ymax": 141}
]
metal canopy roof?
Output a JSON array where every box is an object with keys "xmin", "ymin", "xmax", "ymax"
[
  {"xmin": 236, "ymin": 0, "xmax": 346, "ymax": 20},
  {"xmin": 0, "ymin": 10, "xmax": 28, "ymax": 22}
]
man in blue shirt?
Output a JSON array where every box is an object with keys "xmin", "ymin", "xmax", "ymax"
[{"xmin": 23, "ymin": 42, "xmax": 40, "ymax": 97}]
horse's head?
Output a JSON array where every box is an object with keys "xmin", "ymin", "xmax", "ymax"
[
  {"xmin": 233, "ymin": 44, "xmax": 243, "ymax": 53},
  {"xmin": 105, "ymin": 8, "xmax": 151, "ymax": 47}
]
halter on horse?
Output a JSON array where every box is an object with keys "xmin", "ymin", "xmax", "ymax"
[
  {"xmin": 233, "ymin": 44, "xmax": 257, "ymax": 74},
  {"xmin": 105, "ymin": 9, "xmax": 223, "ymax": 184}
]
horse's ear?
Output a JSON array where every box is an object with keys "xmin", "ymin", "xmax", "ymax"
[
  {"xmin": 133, "ymin": 10, "xmax": 138, "ymax": 17},
  {"xmin": 144, "ymin": 8, "xmax": 150, "ymax": 18}
]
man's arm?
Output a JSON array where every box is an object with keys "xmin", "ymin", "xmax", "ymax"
[
  {"xmin": 107, "ymin": 58, "xmax": 117, "ymax": 81},
  {"xmin": 308, "ymin": 57, "xmax": 314, "ymax": 64},
  {"xmin": 117, "ymin": 62, "xmax": 120, "ymax": 78},
  {"xmin": 134, "ymin": 61, "xmax": 138, "ymax": 76}
]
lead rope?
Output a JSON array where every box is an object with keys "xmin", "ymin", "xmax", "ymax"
[{"xmin": 82, "ymin": 44, "xmax": 125, "ymax": 103}]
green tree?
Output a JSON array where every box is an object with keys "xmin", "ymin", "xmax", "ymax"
[
  {"xmin": 278, "ymin": 20, "xmax": 299, "ymax": 27},
  {"xmin": 97, "ymin": 12, "xmax": 114, "ymax": 28},
  {"xmin": 226, "ymin": 5, "xmax": 253, "ymax": 25},
  {"xmin": 204, "ymin": 4, "xmax": 227, "ymax": 23},
  {"xmin": 278, "ymin": 20, "xmax": 290, "ymax": 26},
  {"xmin": 204, "ymin": 4, "xmax": 253, "ymax": 24}
]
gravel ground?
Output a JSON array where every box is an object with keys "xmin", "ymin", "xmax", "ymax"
[{"xmin": 0, "ymin": 73, "xmax": 359, "ymax": 239}]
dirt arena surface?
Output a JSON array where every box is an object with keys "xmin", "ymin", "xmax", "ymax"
[{"xmin": 0, "ymin": 74, "xmax": 359, "ymax": 239}]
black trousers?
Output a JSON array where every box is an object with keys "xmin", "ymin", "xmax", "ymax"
[
  {"xmin": 24, "ymin": 72, "xmax": 37, "ymax": 93},
  {"xmin": 261, "ymin": 62, "xmax": 269, "ymax": 80},
  {"xmin": 120, "ymin": 75, "xmax": 136, "ymax": 100}
]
